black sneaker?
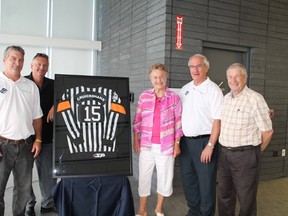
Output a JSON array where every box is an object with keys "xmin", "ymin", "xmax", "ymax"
[
  {"xmin": 25, "ymin": 207, "xmax": 36, "ymax": 216},
  {"xmin": 40, "ymin": 206, "xmax": 57, "ymax": 214}
]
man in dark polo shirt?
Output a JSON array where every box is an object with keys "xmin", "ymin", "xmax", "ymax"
[{"xmin": 25, "ymin": 53, "xmax": 57, "ymax": 216}]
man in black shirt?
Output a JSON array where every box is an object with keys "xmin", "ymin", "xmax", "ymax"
[{"xmin": 25, "ymin": 53, "xmax": 57, "ymax": 215}]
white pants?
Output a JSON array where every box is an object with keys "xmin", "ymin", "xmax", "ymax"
[{"xmin": 138, "ymin": 144, "xmax": 175, "ymax": 197}]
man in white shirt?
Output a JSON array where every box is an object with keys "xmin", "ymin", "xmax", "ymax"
[
  {"xmin": 0, "ymin": 45, "xmax": 43, "ymax": 216},
  {"xmin": 179, "ymin": 54, "xmax": 223, "ymax": 216}
]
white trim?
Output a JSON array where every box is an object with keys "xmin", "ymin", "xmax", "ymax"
[{"xmin": 0, "ymin": 34, "xmax": 102, "ymax": 51}]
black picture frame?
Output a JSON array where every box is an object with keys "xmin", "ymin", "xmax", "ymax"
[{"xmin": 53, "ymin": 74, "xmax": 132, "ymax": 178}]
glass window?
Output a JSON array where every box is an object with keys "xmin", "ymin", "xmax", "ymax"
[
  {"xmin": 0, "ymin": 0, "xmax": 48, "ymax": 36},
  {"xmin": 0, "ymin": 0, "xmax": 99, "ymax": 77},
  {"xmin": 52, "ymin": 0, "xmax": 94, "ymax": 40},
  {"xmin": 50, "ymin": 48, "xmax": 93, "ymax": 76}
]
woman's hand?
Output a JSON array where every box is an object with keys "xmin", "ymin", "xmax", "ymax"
[
  {"xmin": 133, "ymin": 133, "xmax": 140, "ymax": 153},
  {"xmin": 173, "ymin": 142, "xmax": 181, "ymax": 158},
  {"xmin": 133, "ymin": 140, "xmax": 140, "ymax": 153}
]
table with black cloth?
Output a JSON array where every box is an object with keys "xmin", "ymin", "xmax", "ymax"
[{"xmin": 51, "ymin": 176, "xmax": 135, "ymax": 216}]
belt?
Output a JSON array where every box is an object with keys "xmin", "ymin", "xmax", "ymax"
[
  {"xmin": 0, "ymin": 136, "xmax": 25, "ymax": 144},
  {"xmin": 221, "ymin": 145, "xmax": 258, "ymax": 152},
  {"xmin": 186, "ymin": 134, "xmax": 210, "ymax": 139}
]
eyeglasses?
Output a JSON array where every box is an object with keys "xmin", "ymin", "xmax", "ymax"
[{"xmin": 188, "ymin": 64, "xmax": 204, "ymax": 70}]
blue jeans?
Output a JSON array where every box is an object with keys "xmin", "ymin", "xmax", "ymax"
[
  {"xmin": 0, "ymin": 140, "xmax": 34, "ymax": 216},
  {"xmin": 27, "ymin": 143, "xmax": 57, "ymax": 209},
  {"xmin": 179, "ymin": 136, "xmax": 218, "ymax": 216}
]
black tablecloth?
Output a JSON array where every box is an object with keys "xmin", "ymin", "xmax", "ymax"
[{"xmin": 52, "ymin": 176, "xmax": 135, "ymax": 216}]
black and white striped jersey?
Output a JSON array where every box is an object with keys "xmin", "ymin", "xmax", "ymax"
[{"xmin": 56, "ymin": 86, "xmax": 126, "ymax": 154}]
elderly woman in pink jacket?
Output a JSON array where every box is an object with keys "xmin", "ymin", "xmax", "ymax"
[{"xmin": 133, "ymin": 63, "xmax": 183, "ymax": 216}]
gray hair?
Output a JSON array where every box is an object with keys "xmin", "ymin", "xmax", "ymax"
[
  {"xmin": 188, "ymin": 54, "xmax": 210, "ymax": 69},
  {"xmin": 4, "ymin": 45, "xmax": 25, "ymax": 58},
  {"xmin": 226, "ymin": 63, "xmax": 248, "ymax": 77},
  {"xmin": 149, "ymin": 63, "xmax": 168, "ymax": 75}
]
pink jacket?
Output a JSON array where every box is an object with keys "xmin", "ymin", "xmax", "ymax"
[{"xmin": 133, "ymin": 88, "xmax": 183, "ymax": 155}]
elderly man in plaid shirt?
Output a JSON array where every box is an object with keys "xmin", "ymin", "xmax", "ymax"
[{"xmin": 218, "ymin": 63, "xmax": 274, "ymax": 216}]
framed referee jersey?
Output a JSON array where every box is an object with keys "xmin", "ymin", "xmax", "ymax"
[{"xmin": 53, "ymin": 75, "xmax": 132, "ymax": 177}]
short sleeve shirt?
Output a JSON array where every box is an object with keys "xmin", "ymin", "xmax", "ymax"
[
  {"xmin": 180, "ymin": 77, "xmax": 223, "ymax": 136},
  {"xmin": 0, "ymin": 72, "xmax": 43, "ymax": 140},
  {"xmin": 219, "ymin": 86, "xmax": 272, "ymax": 147}
]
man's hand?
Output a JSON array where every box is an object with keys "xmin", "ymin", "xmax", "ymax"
[
  {"xmin": 269, "ymin": 109, "xmax": 274, "ymax": 119},
  {"xmin": 200, "ymin": 145, "xmax": 214, "ymax": 163},
  {"xmin": 47, "ymin": 105, "xmax": 54, "ymax": 122},
  {"xmin": 31, "ymin": 141, "xmax": 42, "ymax": 158}
]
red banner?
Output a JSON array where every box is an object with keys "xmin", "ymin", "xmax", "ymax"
[{"xmin": 176, "ymin": 16, "xmax": 183, "ymax": 50}]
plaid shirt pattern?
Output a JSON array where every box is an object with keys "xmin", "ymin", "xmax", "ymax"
[{"xmin": 219, "ymin": 86, "xmax": 272, "ymax": 147}]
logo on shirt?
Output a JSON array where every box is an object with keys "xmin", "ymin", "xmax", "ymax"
[
  {"xmin": 93, "ymin": 153, "xmax": 106, "ymax": 158},
  {"xmin": 0, "ymin": 88, "xmax": 7, "ymax": 94}
]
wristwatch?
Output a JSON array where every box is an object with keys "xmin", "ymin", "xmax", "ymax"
[{"xmin": 207, "ymin": 142, "xmax": 214, "ymax": 148}]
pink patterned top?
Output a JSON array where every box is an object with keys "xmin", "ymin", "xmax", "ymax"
[{"xmin": 133, "ymin": 88, "xmax": 183, "ymax": 155}]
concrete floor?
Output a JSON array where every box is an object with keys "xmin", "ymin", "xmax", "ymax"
[
  {"xmin": 131, "ymin": 177, "xmax": 288, "ymax": 216},
  {"xmin": 5, "ymin": 167, "xmax": 57, "ymax": 216},
  {"xmin": 4, "ymin": 168, "xmax": 288, "ymax": 216}
]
